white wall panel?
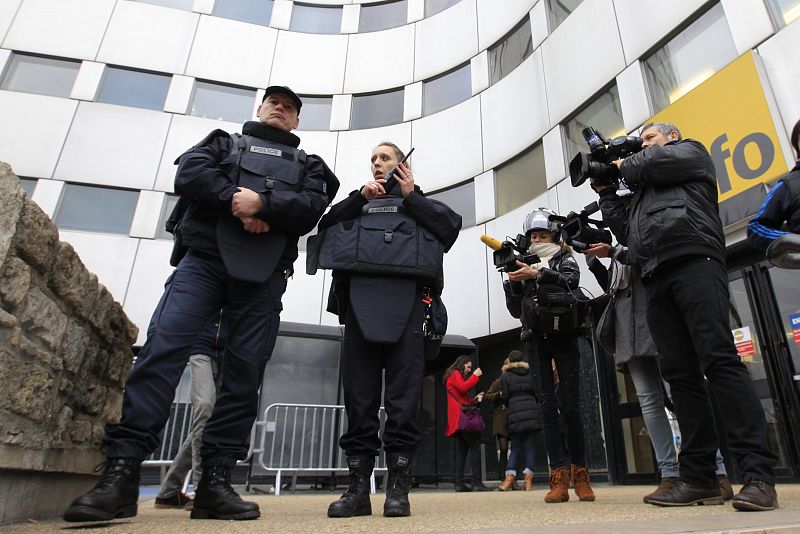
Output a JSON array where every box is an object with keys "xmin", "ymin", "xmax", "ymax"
[
  {"xmin": 55, "ymin": 102, "xmax": 171, "ymax": 190},
  {"xmin": 271, "ymin": 32, "xmax": 348, "ymax": 94},
  {"xmin": 272, "ymin": 0, "xmax": 293, "ymax": 30},
  {"xmin": 614, "ymin": 0, "xmax": 708, "ymax": 64},
  {"xmin": 186, "ymin": 16, "xmax": 277, "ymax": 88},
  {"xmin": 193, "ymin": 0, "xmax": 214, "ymax": 15},
  {"xmin": 0, "ymin": 92, "xmax": 77, "ymax": 178},
  {"xmin": 130, "ymin": 190, "xmax": 164, "ymax": 239},
  {"xmin": 333, "ymin": 123, "xmax": 412, "ymax": 194},
  {"xmin": 722, "ymin": 0, "xmax": 774, "ymax": 55},
  {"xmin": 441, "ymin": 225, "xmax": 490, "ymax": 338},
  {"xmin": 474, "ymin": 170, "xmax": 495, "ymax": 224},
  {"xmin": 70, "ymin": 61, "xmax": 105, "ymax": 102},
  {"xmin": 154, "ymin": 114, "xmax": 240, "ymax": 192},
  {"xmin": 616, "ymin": 60, "xmax": 651, "ymax": 133},
  {"xmin": 97, "ymin": 1, "xmax": 198, "ymax": 74},
  {"xmin": 543, "ymin": 126, "xmax": 566, "ymax": 188},
  {"xmin": 404, "ymin": 81, "xmax": 422, "ymax": 122},
  {"xmin": 0, "ymin": 49, "xmax": 9, "ymax": 78},
  {"xmin": 470, "ymin": 51, "xmax": 489, "ymax": 95},
  {"xmin": 530, "ymin": 0, "xmax": 547, "ymax": 50},
  {"xmin": 297, "ymin": 131, "xmax": 340, "ymax": 189},
  {"xmin": 414, "ymin": 0, "xmax": 478, "ymax": 81},
  {"xmin": 344, "ymin": 25, "xmax": 415, "ymax": 93},
  {"xmin": 341, "ymin": 4, "xmax": 359, "ymax": 33},
  {"xmin": 758, "ymin": 23, "xmax": 800, "ymax": 145},
  {"xmin": 29, "ymin": 179, "xmax": 64, "ymax": 218},
  {"xmin": 0, "ymin": 0, "xmax": 21, "ymax": 44},
  {"xmin": 60, "ymin": 231, "xmax": 139, "ymax": 305},
  {"xmin": 330, "ymin": 94, "xmax": 352, "ymax": 131},
  {"xmin": 3, "ymin": 0, "xmax": 113, "ymax": 60},
  {"xmin": 164, "ymin": 74, "xmax": 194, "ymax": 114},
  {"xmin": 410, "ymin": 97, "xmax": 483, "ymax": 191},
  {"xmin": 542, "ymin": 0, "xmax": 626, "ymax": 125},
  {"xmin": 281, "ymin": 252, "xmax": 326, "ymax": 325},
  {"xmin": 123, "ymin": 239, "xmax": 174, "ymax": 345},
  {"xmin": 408, "ymin": 0, "xmax": 424, "ymax": 23},
  {"xmin": 480, "ymin": 49, "xmax": 548, "ymax": 170},
  {"xmin": 476, "ymin": 0, "xmax": 537, "ymax": 50}
]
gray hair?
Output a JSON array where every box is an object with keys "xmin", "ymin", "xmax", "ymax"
[{"xmin": 642, "ymin": 122, "xmax": 682, "ymax": 141}]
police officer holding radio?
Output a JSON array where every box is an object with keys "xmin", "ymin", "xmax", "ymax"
[
  {"xmin": 316, "ymin": 142, "xmax": 461, "ymax": 519},
  {"xmin": 503, "ymin": 209, "xmax": 596, "ymax": 504},
  {"xmin": 596, "ymin": 122, "xmax": 778, "ymax": 510},
  {"xmin": 64, "ymin": 86, "xmax": 339, "ymax": 523}
]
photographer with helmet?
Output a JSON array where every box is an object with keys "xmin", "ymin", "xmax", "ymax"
[
  {"xmin": 503, "ymin": 208, "xmax": 595, "ymax": 503},
  {"xmin": 593, "ymin": 122, "xmax": 778, "ymax": 510}
]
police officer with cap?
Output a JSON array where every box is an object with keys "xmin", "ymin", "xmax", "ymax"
[
  {"xmin": 64, "ymin": 86, "xmax": 339, "ymax": 523},
  {"xmin": 316, "ymin": 142, "xmax": 461, "ymax": 518}
]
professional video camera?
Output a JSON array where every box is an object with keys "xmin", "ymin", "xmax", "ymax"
[
  {"xmin": 569, "ymin": 126, "xmax": 643, "ymax": 188},
  {"xmin": 480, "ymin": 234, "xmax": 540, "ymax": 273},
  {"xmin": 550, "ymin": 202, "xmax": 612, "ymax": 252}
]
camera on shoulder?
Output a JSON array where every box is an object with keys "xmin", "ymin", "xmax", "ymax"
[{"xmin": 569, "ymin": 126, "xmax": 642, "ymax": 189}]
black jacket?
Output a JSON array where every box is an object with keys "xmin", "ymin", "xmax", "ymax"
[
  {"xmin": 504, "ymin": 248, "xmax": 581, "ymax": 321},
  {"xmin": 500, "ymin": 361, "xmax": 541, "ymax": 434},
  {"xmin": 610, "ymin": 139, "xmax": 725, "ymax": 278},
  {"xmin": 174, "ymin": 122, "xmax": 338, "ymax": 272},
  {"xmin": 747, "ymin": 164, "xmax": 800, "ymax": 252}
]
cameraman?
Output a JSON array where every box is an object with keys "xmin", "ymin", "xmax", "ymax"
[
  {"xmin": 595, "ymin": 122, "xmax": 777, "ymax": 510},
  {"xmin": 504, "ymin": 208, "xmax": 595, "ymax": 504}
]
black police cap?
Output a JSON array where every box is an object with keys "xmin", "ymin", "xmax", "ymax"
[{"xmin": 263, "ymin": 86, "xmax": 302, "ymax": 112}]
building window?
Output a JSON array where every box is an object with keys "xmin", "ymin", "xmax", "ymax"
[
  {"xmin": 495, "ymin": 142, "xmax": 546, "ymax": 216},
  {"xmin": 766, "ymin": 0, "xmax": 800, "ymax": 27},
  {"xmin": 18, "ymin": 178, "xmax": 37, "ymax": 197},
  {"xmin": 424, "ymin": 0, "xmax": 461, "ymax": 17},
  {"xmin": 135, "ymin": 0, "xmax": 194, "ymax": 10},
  {"xmin": 290, "ymin": 3, "xmax": 343, "ymax": 34},
  {"xmin": 96, "ymin": 67, "xmax": 171, "ymax": 111},
  {"xmin": 563, "ymin": 85, "xmax": 624, "ymax": 167},
  {"xmin": 350, "ymin": 88, "xmax": 404, "ymax": 129},
  {"xmin": 213, "ymin": 0, "xmax": 274, "ymax": 26},
  {"xmin": 156, "ymin": 194, "xmax": 180, "ymax": 240},
  {"xmin": 0, "ymin": 53, "xmax": 80, "ymax": 98},
  {"xmin": 296, "ymin": 96, "xmax": 333, "ymax": 131},
  {"xmin": 488, "ymin": 17, "xmax": 533, "ymax": 86},
  {"xmin": 54, "ymin": 183, "xmax": 139, "ymax": 235},
  {"xmin": 643, "ymin": 3, "xmax": 737, "ymax": 114},
  {"xmin": 547, "ymin": 0, "xmax": 583, "ymax": 32},
  {"xmin": 358, "ymin": 0, "xmax": 408, "ymax": 33},
  {"xmin": 190, "ymin": 81, "xmax": 256, "ymax": 123},
  {"xmin": 429, "ymin": 180, "xmax": 476, "ymax": 228},
  {"xmin": 422, "ymin": 63, "xmax": 471, "ymax": 116}
]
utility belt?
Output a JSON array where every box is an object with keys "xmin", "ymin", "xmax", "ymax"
[{"xmin": 522, "ymin": 284, "xmax": 587, "ymax": 335}]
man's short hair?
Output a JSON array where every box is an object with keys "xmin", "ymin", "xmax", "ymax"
[{"xmin": 642, "ymin": 122, "xmax": 683, "ymax": 141}]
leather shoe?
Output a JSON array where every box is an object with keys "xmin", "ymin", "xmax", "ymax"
[
  {"xmin": 154, "ymin": 491, "xmax": 193, "ymax": 509},
  {"xmin": 718, "ymin": 475, "xmax": 734, "ymax": 501},
  {"xmin": 63, "ymin": 458, "xmax": 140, "ymax": 522},
  {"xmin": 732, "ymin": 479, "xmax": 778, "ymax": 511},
  {"xmin": 647, "ymin": 481, "xmax": 723, "ymax": 507}
]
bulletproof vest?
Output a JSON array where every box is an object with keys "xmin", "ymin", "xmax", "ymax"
[
  {"xmin": 317, "ymin": 196, "xmax": 444, "ymax": 280},
  {"xmin": 216, "ymin": 135, "xmax": 306, "ymax": 284}
]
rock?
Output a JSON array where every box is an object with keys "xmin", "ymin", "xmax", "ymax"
[
  {"xmin": 14, "ymin": 200, "xmax": 58, "ymax": 274},
  {"xmin": 18, "ymin": 287, "xmax": 67, "ymax": 352},
  {"xmin": 0, "ymin": 256, "xmax": 30, "ymax": 310},
  {"xmin": 0, "ymin": 163, "xmax": 25, "ymax": 265},
  {"xmin": 49, "ymin": 242, "xmax": 98, "ymax": 322}
]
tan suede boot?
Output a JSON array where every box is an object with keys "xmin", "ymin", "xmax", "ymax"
[
  {"xmin": 498, "ymin": 474, "xmax": 516, "ymax": 492},
  {"xmin": 544, "ymin": 467, "xmax": 570, "ymax": 503},
  {"xmin": 523, "ymin": 473, "xmax": 534, "ymax": 491},
  {"xmin": 572, "ymin": 465, "xmax": 595, "ymax": 502}
]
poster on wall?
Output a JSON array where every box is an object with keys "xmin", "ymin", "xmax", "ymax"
[
  {"xmin": 790, "ymin": 313, "xmax": 800, "ymax": 347},
  {"xmin": 732, "ymin": 326, "xmax": 756, "ymax": 361}
]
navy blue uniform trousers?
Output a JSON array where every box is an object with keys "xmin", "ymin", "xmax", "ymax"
[
  {"xmin": 339, "ymin": 299, "xmax": 426, "ymax": 456},
  {"xmin": 644, "ymin": 257, "xmax": 776, "ymax": 487},
  {"xmin": 104, "ymin": 250, "xmax": 285, "ymax": 467}
]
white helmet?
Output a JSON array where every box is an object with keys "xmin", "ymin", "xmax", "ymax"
[{"xmin": 523, "ymin": 207, "xmax": 561, "ymax": 239}]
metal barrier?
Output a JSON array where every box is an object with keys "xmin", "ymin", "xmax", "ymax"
[{"xmin": 252, "ymin": 403, "xmax": 387, "ymax": 496}]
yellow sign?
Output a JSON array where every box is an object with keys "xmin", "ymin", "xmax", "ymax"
[{"xmin": 649, "ymin": 52, "xmax": 789, "ymax": 203}]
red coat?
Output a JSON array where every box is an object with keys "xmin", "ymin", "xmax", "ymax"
[{"xmin": 445, "ymin": 371, "xmax": 480, "ymax": 437}]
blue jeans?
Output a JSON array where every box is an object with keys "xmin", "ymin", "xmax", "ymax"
[{"xmin": 507, "ymin": 432, "xmax": 536, "ymax": 475}]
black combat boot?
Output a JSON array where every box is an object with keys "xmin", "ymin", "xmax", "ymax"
[
  {"xmin": 384, "ymin": 453, "xmax": 412, "ymax": 517},
  {"xmin": 63, "ymin": 458, "xmax": 140, "ymax": 522},
  {"xmin": 328, "ymin": 456, "xmax": 374, "ymax": 518},
  {"xmin": 190, "ymin": 465, "xmax": 260, "ymax": 520}
]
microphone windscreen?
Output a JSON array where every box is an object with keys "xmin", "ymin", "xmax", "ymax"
[{"xmin": 480, "ymin": 234, "xmax": 503, "ymax": 251}]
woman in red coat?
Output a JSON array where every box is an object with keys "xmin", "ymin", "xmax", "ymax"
[{"xmin": 444, "ymin": 355, "xmax": 489, "ymax": 492}]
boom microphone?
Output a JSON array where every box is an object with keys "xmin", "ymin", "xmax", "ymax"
[{"xmin": 480, "ymin": 234, "xmax": 503, "ymax": 251}]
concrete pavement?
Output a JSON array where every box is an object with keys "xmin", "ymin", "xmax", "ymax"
[{"xmin": 3, "ymin": 484, "xmax": 799, "ymax": 533}]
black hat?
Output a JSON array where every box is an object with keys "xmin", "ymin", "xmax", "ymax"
[{"xmin": 263, "ymin": 86, "xmax": 302, "ymax": 112}]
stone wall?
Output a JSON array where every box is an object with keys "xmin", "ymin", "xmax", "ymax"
[{"xmin": 0, "ymin": 163, "xmax": 138, "ymax": 524}]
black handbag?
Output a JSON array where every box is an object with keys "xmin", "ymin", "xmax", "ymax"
[{"xmin": 423, "ymin": 292, "xmax": 447, "ymax": 361}]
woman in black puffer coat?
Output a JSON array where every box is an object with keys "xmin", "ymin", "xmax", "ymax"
[{"xmin": 498, "ymin": 350, "xmax": 541, "ymax": 492}]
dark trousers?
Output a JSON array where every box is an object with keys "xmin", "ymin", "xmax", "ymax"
[
  {"xmin": 338, "ymin": 300, "xmax": 426, "ymax": 456},
  {"xmin": 453, "ymin": 431, "xmax": 482, "ymax": 483},
  {"xmin": 645, "ymin": 257, "xmax": 776, "ymax": 487},
  {"xmin": 104, "ymin": 250, "xmax": 285, "ymax": 467},
  {"xmin": 526, "ymin": 335, "xmax": 586, "ymax": 469}
]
